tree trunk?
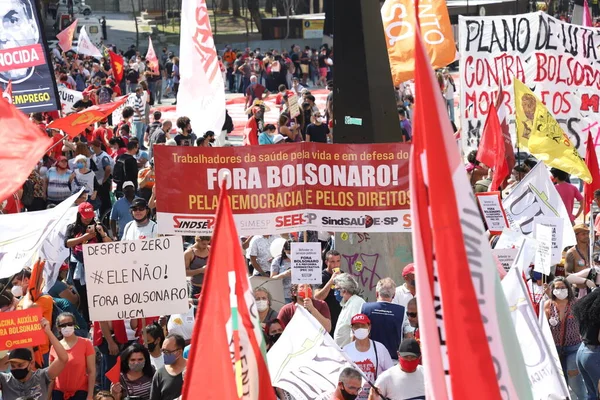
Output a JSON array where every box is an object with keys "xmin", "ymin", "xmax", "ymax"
[
  {"xmin": 131, "ymin": 0, "xmax": 139, "ymax": 48},
  {"xmin": 275, "ymin": 0, "xmax": 286, "ymax": 16},
  {"xmin": 247, "ymin": 0, "xmax": 262, "ymax": 31},
  {"xmin": 265, "ymin": 0, "xmax": 273, "ymax": 14},
  {"xmin": 232, "ymin": 0, "xmax": 241, "ymax": 16},
  {"xmin": 220, "ymin": 0, "xmax": 229, "ymax": 12},
  {"xmin": 295, "ymin": 0, "xmax": 309, "ymax": 14}
]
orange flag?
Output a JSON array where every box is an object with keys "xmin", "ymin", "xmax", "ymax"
[
  {"xmin": 0, "ymin": 96, "xmax": 52, "ymax": 203},
  {"xmin": 381, "ymin": 0, "xmax": 455, "ymax": 85},
  {"xmin": 109, "ymin": 51, "xmax": 124, "ymax": 84},
  {"xmin": 183, "ymin": 181, "xmax": 275, "ymax": 400},
  {"xmin": 584, "ymin": 132, "xmax": 600, "ymax": 215},
  {"xmin": 57, "ymin": 19, "xmax": 78, "ymax": 52},
  {"xmin": 48, "ymin": 97, "xmax": 127, "ymax": 138}
]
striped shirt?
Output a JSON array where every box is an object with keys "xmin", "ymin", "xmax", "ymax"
[
  {"xmin": 121, "ymin": 373, "xmax": 153, "ymax": 399},
  {"xmin": 133, "ymin": 95, "xmax": 145, "ymax": 123},
  {"xmin": 47, "ymin": 167, "xmax": 72, "ymax": 203}
]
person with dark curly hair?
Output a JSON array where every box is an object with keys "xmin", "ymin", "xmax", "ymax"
[
  {"xmin": 465, "ymin": 150, "xmax": 488, "ymax": 189},
  {"xmin": 574, "ymin": 288, "xmax": 600, "ymax": 397}
]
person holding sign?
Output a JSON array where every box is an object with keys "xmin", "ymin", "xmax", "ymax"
[
  {"xmin": 0, "ymin": 318, "xmax": 68, "ymax": 400},
  {"xmin": 277, "ymin": 284, "xmax": 331, "ymax": 333}
]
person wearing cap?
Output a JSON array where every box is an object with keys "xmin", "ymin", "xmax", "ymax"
[
  {"xmin": 0, "ymin": 319, "xmax": 68, "ymax": 400},
  {"xmin": 331, "ymin": 367, "xmax": 363, "ymax": 400},
  {"xmin": 361, "ymin": 278, "xmax": 405, "ymax": 361},
  {"xmin": 121, "ymin": 198, "xmax": 157, "ymax": 241},
  {"xmin": 566, "ymin": 224, "xmax": 591, "ymax": 276},
  {"xmin": 368, "ymin": 339, "xmax": 425, "ymax": 400},
  {"xmin": 342, "ymin": 314, "xmax": 393, "ymax": 400},
  {"xmin": 243, "ymin": 106, "xmax": 263, "ymax": 146},
  {"xmin": 333, "ymin": 273, "xmax": 366, "ymax": 348},
  {"xmin": 272, "ymin": 134, "xmax": 286, "ymax": 144},
  {"xmin": 393, "ymin": 264, "xmax": 415, "ymax": 310},
  {"xmin": 72, "ymin": 91, "xmax": 93, "ymax": 112},
  {"xmin": 109, "ymin": 182, "xmax": 138, "ymax": 240}
]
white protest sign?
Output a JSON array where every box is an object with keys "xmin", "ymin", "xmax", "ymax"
[
  {"xmin": 492, "ymin": 248, "xmax": 519, "ymax": 272},
  {"xmin": 83, "ymin": 237, "xmax": 188, "ymax": 321},
  {"xmin": 291, "ymin": 242, "xmax": 322, "ymax": 284},
  {"xmin": 111, "ymin": 94, "xmax": 136, "ymax": 125},
  {"xmin": 533, "ymin": 217, "xmax": 564, "ymax": 265},
  {"xmin": 58, "ymin": 87, "xmax": 83, "ymax": 114},
  {"xmin": 476, "ymin": 192, "xmax": 509, "ymax": 234},
  {"xmin": 534, "ymin": 224, "xmax": 553, "ymax": 275}
]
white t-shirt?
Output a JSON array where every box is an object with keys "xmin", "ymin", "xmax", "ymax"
[
  {"xmin": 444, "ymin": 78, "xmax": 455, "ymax": 100},
  {"xmin": 121, "ymin": 220, "xmax": 158, "ymax": 241},
  {"xmin": 392, "ymin": 284, "xmax": 414, "ymax": 310},
  {"xmin": 343, "ymin": 340, "xmax": 394, "ymax": 400},
  {"xmin": 151, "ymin": 353, "xmax": 164, "ymax": 371},
  {"xmin": 167, "ymin": 306, "xmax": 195, "ymax": 340},
  {"xmin": 373, "ymin": 364, "xmax": 426, "ymax": 400}
]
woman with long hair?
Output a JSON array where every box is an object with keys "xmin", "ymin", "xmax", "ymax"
[
  {"xmin": 49, "ymin": 312, "xmax": 96, "ymax": 400},
  {"xmin": 545, "ymin": 277, "xmax": 586, "ymax": 399},
  {"xmin": 574, "ymin": 288, "xmax": 600, "ymax": 397},
  {"xmin": 110, "ymin": 343, "xmax": 154, "ymax": 400}
]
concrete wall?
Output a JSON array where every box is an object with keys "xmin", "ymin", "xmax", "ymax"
[{"xmin": 334, "ymin": 233, "xmax": 414, "ymax": 302}]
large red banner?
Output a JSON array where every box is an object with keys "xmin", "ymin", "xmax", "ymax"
[{"xmin": 154, "ymin": 143, "xmax": 411, "ymax": 235}]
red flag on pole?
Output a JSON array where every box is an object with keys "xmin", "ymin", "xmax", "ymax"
[
  {"xmin": 476, "ymin": 103, "xmax": 508, "ymax": 191},
  {"xmin": 47, "ymin": 97, "xmax": 128, "ymax": 138},
  {"xmin": 0, "ymin": 97, "xmax": 52, "ymax": 204},
  {"xmin": 105, "ymin": 356, "xmax": 121, "ymax": 384},
  {"xmin": 584, "ymin": 132, "xmax": 600, "ymax": 215},
  {"xmin": 57, "ymin": 19, "xmax": 78, "ymax": 52},
  {"xmin": 146, "ymin": 37, "xmax": 159, "ymax": 74},
  {"xmin": 182, "ymin": 181, "xmax": 276, "ymax": 400},
  {"xmin": 0, "ymin": 81, "xmax": 13, "ymax": 104},
  {"xmin": 109, "ymin": 51, "xmax": 125, "ymax": 84}
]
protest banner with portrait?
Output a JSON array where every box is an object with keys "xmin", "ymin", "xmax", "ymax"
[{"xmin": 154, "ymin": 143, "xmax": 411, "ymax": 235}]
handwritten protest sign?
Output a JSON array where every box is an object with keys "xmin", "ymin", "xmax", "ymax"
[
  {"xmin": 58, "ymin": 87, "xmax": 83, "ymax": 114},
  {"xmin": 291, "ymin": 242, "xmax": 322, "ymax": 284},
  {"xmin": 0, "ymin": 308, "xmax": 45, "ymax": 351},
  {"xmin": 534, "ymin": 216, "xmax": 564, "ymax": 265},
  {"xmin": 476, "ymin": 192, "xmax": 509, "ymax": 234},
  {"xmin": 534, "ymin": 224, "xmax": 553, "ymax": 275},
  {"xmin": 84, "ymin": 237, "xmax": 188, "ymax": 321}
]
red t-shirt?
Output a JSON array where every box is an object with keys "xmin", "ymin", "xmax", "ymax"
[
  {"xmin": 48, "ymin": 133, "xmax": 65, "ymax": 160},
  {"xmin": 94, "ymin": 127, "xmax": 112, "ymax": 148},
  {"xmin": 112, "ymin": 85, "xmax": 122, "ymax": 97},
  {"xmin": 277, "ymin": 299, "xmax": 331, "ymax": 328},
  {"xmin": 243, "ymin": 117, "xmax": 259, "ymax": 146},
  {"xmin": 49, "ymin": 338, "xmax": 95, "ymax": 393},
  {"xmin": 555, "ymin": 182, "xmax": 583, "ymax": 222}
]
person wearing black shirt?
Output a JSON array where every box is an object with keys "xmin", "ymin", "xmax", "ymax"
[
  {"xmin": 150, "ymin": 334, "xmax": 186, "ymax": 400},
  {"xmin": 124, "ymin": 45, "xmax": 137, "ymax": 60},
  {"xmin": 73, "ymin": 92, "xmax": 93, "ymax": 111},
  {"xmin": 315, "ymin": 250, "xmax": 343, "ymax": 333},
  {"xmin": 114, "ymin": 141, "xmax": 139, "ymax": 192},
  {"xmin": 574, "ymin": 288, "xmax": 600, "ymax": 396},
  {"xmin": 306, "ymin": 111, "xmax": 331, "ymax": 143}
]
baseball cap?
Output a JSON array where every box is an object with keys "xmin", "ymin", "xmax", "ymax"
[
  {"xmin": 398, "ymin": 338, "xmax": 421, "ymax": 358},
  {"xmin": 402, "ymin": 263, "xmax": 415, "ymax": 277},
  {"xmin": 9, "ymin": 348, "xmax": 33, "ymax": 362},
  {"xmin": 273, "ymin": 134, "xmax": 285, "ymax": 144},
  {"xmin": 574, "ymin": 224, "xmax": 590, "ymax": 234},
  {"xmin": 130, "ymin": 198, "xmax": 148, "ymax": 209},
  {"xmin": 351, "ymin": 314, "xmax": 371, "ymax": 326},
  {"xmin": 123, "ymin": 181, "xmax": 135, "ymax": 190},
  {"xmin": 78, "ymin": 202, "xmax": 95, "ymax": 219}
]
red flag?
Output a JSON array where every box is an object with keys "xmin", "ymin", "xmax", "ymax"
[
  {"xmin": 584, "ymin": 132, "xmax": 600, "ymax": 215},
  {"xmin": 57, "ymin": 19, "xmax": 78, "ymax": 52},
  {"xmin": 183, "ymin": 182, "xmax": 275, "ymax": 400},
  {"xmin": 496, "ymin": 86, "xmax": 515, "ymax": 181},
  {"xmin": 47, "ymin": 97, "xmax": 127, "ymax": 138},
  {"xmin": 146, "ymin": 37, "xmax": 159, "ymax": 74},
  {"xmin": 584, "ymin": 0, "xmax": 593, "ymax": 26},
  {"xmin": 109, "ymin": 51, "xmax": 124, "ymax": 84},
  {"xmin": 0, "ymin": 97, "xmax": 52, "ymax": 204},
  {"xmin": 105, "ymin": 356, "xmax": 121, "ymax": 384},
  {"xmin": 476, "ymin": 103, "xmax": 507, "ymax": 191}
]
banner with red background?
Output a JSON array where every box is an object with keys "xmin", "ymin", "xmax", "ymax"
[{"xmin": 154, "ymin": 143, "xmax": 411, "ymax": 235}]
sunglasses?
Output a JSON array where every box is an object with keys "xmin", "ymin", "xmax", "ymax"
[
  {"xmin": 407, "ymin": 312, "xmax": 418, "ymax": 318},
  {"xmin": 57, "ymin": 322, "xmax": 75, "ymax": 328},
  {"xmin": 132, "ymin": 207, "xmax": 146, "ymax": 212}
]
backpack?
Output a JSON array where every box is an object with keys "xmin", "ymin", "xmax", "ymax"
[
  {"xmin": 21, "ymin": 179, "xmax": 35, "ymax": 207},
  {"xmin": 98, "ymin": 87, "xmax": 111, "ymax": 104},
  {"xmin": 113, "ymin": 156, "xmax": 126, "ymax": 183}
]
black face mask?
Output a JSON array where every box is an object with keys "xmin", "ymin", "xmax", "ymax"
[
  {"xmin": 209, "ymin": 138, "xmax": 215, "ymax": 143},
  {"xmin": 11, "ymin": 367, "xmax": 29, "ymax": 380},
  {"xmin": 269, "ymin": 333, "xmax": 281, "ymax": 344},
  {"xmin": 340, "ymin": 384, "xmax": 358, "ymax": 400},
  {"xmin": 147, "ymin": 342, "xmax": 158, "ymax": 352}
]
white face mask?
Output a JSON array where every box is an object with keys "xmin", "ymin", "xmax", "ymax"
[
  {"xmin": 353, "ymin": 328, "xmax": 369, "ymax": 340},
  {"xmin": 11, "ymin": 285, "xmax": 23, "ymax": 298},
  {"xmin": 61, "ymin": 326, "xmax": 75, "ymax": 338},
  {"xmin": 553, "ymin": 288, "xmax": 568, "ymax": 300},
  {"xmin": 256, "ymin": 300, "xmax": 269, "ymax": 312},
  {"xmin": 316, "ymin": 117, "xmax": 323, "ymax": 124}
]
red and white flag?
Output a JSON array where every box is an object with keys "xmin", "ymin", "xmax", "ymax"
[
  {"xmin": 411, "ymin": 25, "xmax": 533, "ymax": 400},
  {"xmin": 584, "ymin": 0, "xmax": 593, "ymax": 26},
  {"xmin": 178, "ymin": 0, "xmax": 226, "ymax": 136},
  {"xmin": 0, "ymin": 81, "xmax": 13, "ymax": 104},
  {"xmin": 57, "ymin": 19, "xmax": 78, "ymax": 52},
  {"xmin": 584, "ymin": 131, "xmax": 600, "ymax": 215},
  {"xmin": 183, "ymin": 181, "xmax": 275, "ymax": 400},
  {"xmin": 76, "ymin": 26, "xmax": 102, "ymax": 58},
  {"xmin": 145, "ymin": 37, "xmax": 159, "ymax": 74}
]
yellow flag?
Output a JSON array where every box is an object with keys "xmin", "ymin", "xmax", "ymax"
[{"xmin": 513, "ymin": 78, "xmax": 591, "ymax": 183}]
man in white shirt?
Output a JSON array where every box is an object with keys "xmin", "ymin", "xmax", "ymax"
[
  {"xmin": 368, "ymin": 339, "xmax": 425, "ymax": 400},
  {"xmin": 249, "ymin": 235, "xmax": 275, "ymax": 277},
  {"xmin": 121, "ymin": 198, "xmax": 158, "ymax": 240},
  {"xmin": 393, "ymin": 264, "xmax": 415, "ymax": 310},
  {"xmin": 333, "ymin": 273, "xmax": 366, "ymax": 348}
]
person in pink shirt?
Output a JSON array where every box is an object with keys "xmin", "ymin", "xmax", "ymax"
[{"xmin": 552, "ymin": 168, "xmax": 583, "ymax": 224}]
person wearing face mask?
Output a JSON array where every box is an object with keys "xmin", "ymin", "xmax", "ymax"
[
  {"xmin": 111, "ymin": 344, "xmax": 154, "ymax": 400},
  {"xmin": 331, "ymin": 367, "xmax": 363, "ymax": 400},
  {"xmin": 544, "ymin": 277, "xmax": 586, "ymax": 399},
  {"xmin": 72, "ymin": 155, "xmax": 99, "ymax": 207},
  {"xmin": 121, "ymin": 198, "xmax": 158, "ymax": 241},
  {"xmin": 333, "ymin": 274, "xmax": 366, "ymax": 348},
  {"xmin": 264, "ymin": 319, "xmax": 284, "ymax": 351},
  {"xmin": 0, "ymin": 284, "xmax": 19, "ymax": 312},
  {"xmin": 244, "ymin": 75, "xmax": 268, "ymax": 110},
  {"xmin": 278, "ymin": 284, "xmax": 331, "ymax": 332},
  {"xmin": 270, "ymin": 241, "xmax": 293, "ymax": 304},
  {"xmin": 342, "ymin": 314, "xmax": 393, "ymax": 400},
  {"xmin": 46, "ymin": 156, "xmax": 75, "ymax": 206},
  {"xmin": 145, "ymin": 323, "xmax": 165, "ymax": 371},
  {"xmin": 305, "ymin": 111, "xmax": 331, "ymax": 143},
  {"xmin": 49, "ymin": 313, "xmax": 96, "ymax": 400},
  {"xmin": 392, "ymin": 264, "xmax": 415, "ymax": 310},
  {"xmin": 149, "ymin": 334, "xmax": 186, "ymax": 400},
  {"xmin": 0, "ymin": 318, "xmax": 68, "ymax": 400},
  {"xmin": 254, "ymin": 288, "xmax": 278, "ymax": 327},
  {"xmin": 368, "ymin": 339, "xmax": 425, "ymax": 400},
  {"xmin": 258, "ymin": 124, "xmax": 277, "ymax": 145}
]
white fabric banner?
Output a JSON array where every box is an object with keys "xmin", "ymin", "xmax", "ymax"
[
  {"xmin": 77, "ymin": 26, "xmax": 102, "ymax": 58},
  {"xmin": 502, "ymin": 162, "xmax": 576, "ymax": 248},
  {"xmin": 0, "ymin": 191, "xmax": 81, "ymax": 280},
  {"xmin": 177, "ymin": 0, "xmax": 226, "ymax": 137},
  {"xmin": 502, "ymin": 268, "xmax": 569, "ymax": 399},
  {"xmin": 41, "ymin": 207, "xmax": 77, "ymax": 293},
  {"xmin": 58, "ymin": 87, "xmax": 83, "ymax": 115}
]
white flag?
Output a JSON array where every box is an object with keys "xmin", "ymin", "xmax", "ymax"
[
  {"xmin": 502, "ymin": 268, "xmax": 570, "ymax": 399},
  {"xmin": 0, "ymin": 191, "xmax": 82, "ymax": 280},
  {"xmin": 77, "ymin": 26, "xmax": 102, "ymax": 58},
  {"xmin": 267, "ymin": 306, "xmax": 351, "ymax": 400},
  {"xmin": 40, "ymin": 207, "xmax": 77, "ymax": 292},
  {"xmin": 178, "ymin": 0, "xmax": 226, "ymax": 137},
  {"xmin": 503, "ymin": 162, "xmax": 576, "ymax": 248}
]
